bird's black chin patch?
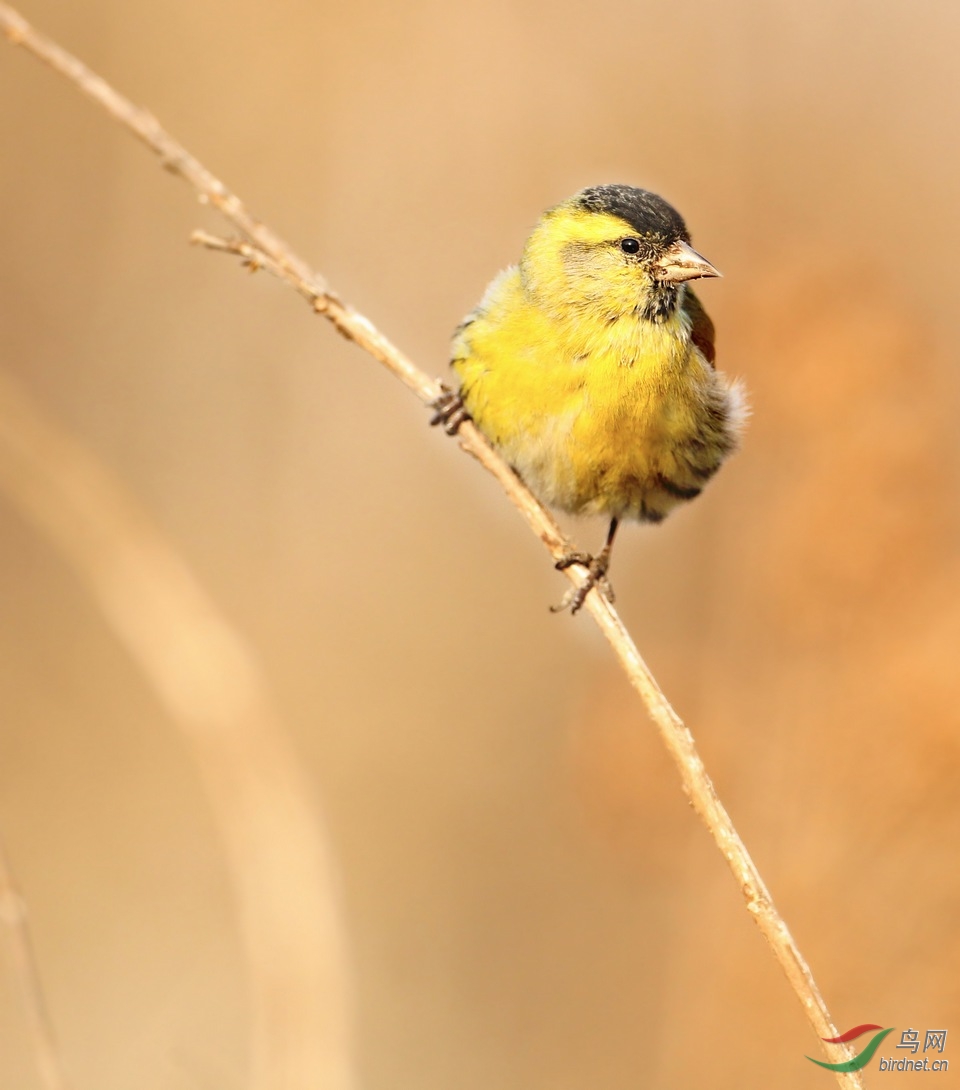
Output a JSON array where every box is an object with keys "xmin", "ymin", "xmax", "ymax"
[{"xmin": 637, "ymin": 282, "xmax": 680, "ymax": 323}]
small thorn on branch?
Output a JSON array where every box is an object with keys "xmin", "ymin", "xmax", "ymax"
[
  {"xmin": 190, "ymin": 228, "xmax": 244, "ymax": 253},
  {"xmin": 191, "ymin": 230, "xmax": 267, "ymax": 270}
]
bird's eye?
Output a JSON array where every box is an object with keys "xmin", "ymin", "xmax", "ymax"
[{"xmin": 620, "ymin": 238, "xmax": 640, "ymax": 254}]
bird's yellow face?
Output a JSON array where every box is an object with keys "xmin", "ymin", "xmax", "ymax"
[{"xmin": 519, "ymin": 187, "xmax": 719, "ymax": 324}]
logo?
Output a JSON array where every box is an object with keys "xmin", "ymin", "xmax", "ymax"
[
  {"xmin": 807, "ymin": 1025, "xmax": 894, "ymax": 1072},
  {"xmin": 806, "ymin": 1025, "xmax": 949, "ymax": 1074}
]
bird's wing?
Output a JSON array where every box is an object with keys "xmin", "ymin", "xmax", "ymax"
[{"xmin": 682, "ymin": 288, "xmax": 716, "ymax": 367}]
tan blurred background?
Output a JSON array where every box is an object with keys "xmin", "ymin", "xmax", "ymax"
[{"xmin": 1, "ymin": 0, "xmax": 959, "ymax": 1087}]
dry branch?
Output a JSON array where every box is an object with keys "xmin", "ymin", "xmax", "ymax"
[{"xmin": 0, "ymin": 4, "xmax": 862, "ymax": 1085}]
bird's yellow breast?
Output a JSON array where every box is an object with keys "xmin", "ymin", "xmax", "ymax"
[{"xmin": 453, "ymin": 268, "xmax": 726, "ymax": 521}]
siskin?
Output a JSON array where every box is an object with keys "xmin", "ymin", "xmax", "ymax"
[{"xmin": 432, "ymin": 184, "xmax": 746, "ymax": 614}]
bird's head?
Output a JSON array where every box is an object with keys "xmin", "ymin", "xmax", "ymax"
[{"xmin": 519, "ymin": 184, "xmax": 719, "ymax": 322}]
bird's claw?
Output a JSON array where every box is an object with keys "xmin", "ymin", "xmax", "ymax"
[
  {"xmin": 429, "ymin": 385, "xmax": 470, "ymax": 435},
  {"xmin": 551, "ymin": 551, "xmax": 615, "ymax": 615}
]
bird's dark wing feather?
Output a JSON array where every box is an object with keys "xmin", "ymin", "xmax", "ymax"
[{"xmin": 682, "ymin": 288, "xmax": 716, "ymax": 367}]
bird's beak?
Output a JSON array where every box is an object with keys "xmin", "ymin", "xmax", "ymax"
[{"xmin": 654, "ymin": 240, "xmax": 721, "ymax": 283}]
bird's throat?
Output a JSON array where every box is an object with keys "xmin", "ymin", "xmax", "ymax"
[{"xmin": 637, "ymin": 282, "xmax": 680, "ymax": 323}]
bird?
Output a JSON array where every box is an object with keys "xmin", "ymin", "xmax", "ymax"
[{"xmin": 431, "ymin": 184, "xmax": 746, "ymax": 614}]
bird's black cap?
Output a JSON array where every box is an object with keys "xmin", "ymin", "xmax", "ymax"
[{"xmin": 576, "ymin": 185, "xmax": 689, "ymax": 245}]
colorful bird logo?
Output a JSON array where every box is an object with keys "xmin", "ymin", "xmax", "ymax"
[{"xmin": 806, "ymin": 1024, "xmax": 895, "ymax": 1072}]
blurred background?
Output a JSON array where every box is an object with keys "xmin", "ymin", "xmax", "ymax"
[{"xmin": 1, "ymin": 0, "xmax": 959, "ymax": 1087}]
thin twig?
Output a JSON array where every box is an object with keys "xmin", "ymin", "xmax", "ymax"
[
  {"xmin": 0, "ymin": 5, "xmax": 862, "ymax": 1083},
  {"xmin": 0, "ymin": 368, "xmax": 355, "ymax": 1090},
  {"xmin": 0, "ymin": 839, "xmax": 69, "ymax": 1090}
]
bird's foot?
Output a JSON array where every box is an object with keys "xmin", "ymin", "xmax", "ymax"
[
  {"xmin": 551, "ymin": 551, "xmax": 615, "ymax": 615},
  {"xmin": 428, "ymin": 385, "xmax": 470, "ymax": 435}
]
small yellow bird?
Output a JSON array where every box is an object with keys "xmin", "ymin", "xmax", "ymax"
[{"xmin": 432, "ymin": 184, "xmax": 746, "ymax": 613}]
